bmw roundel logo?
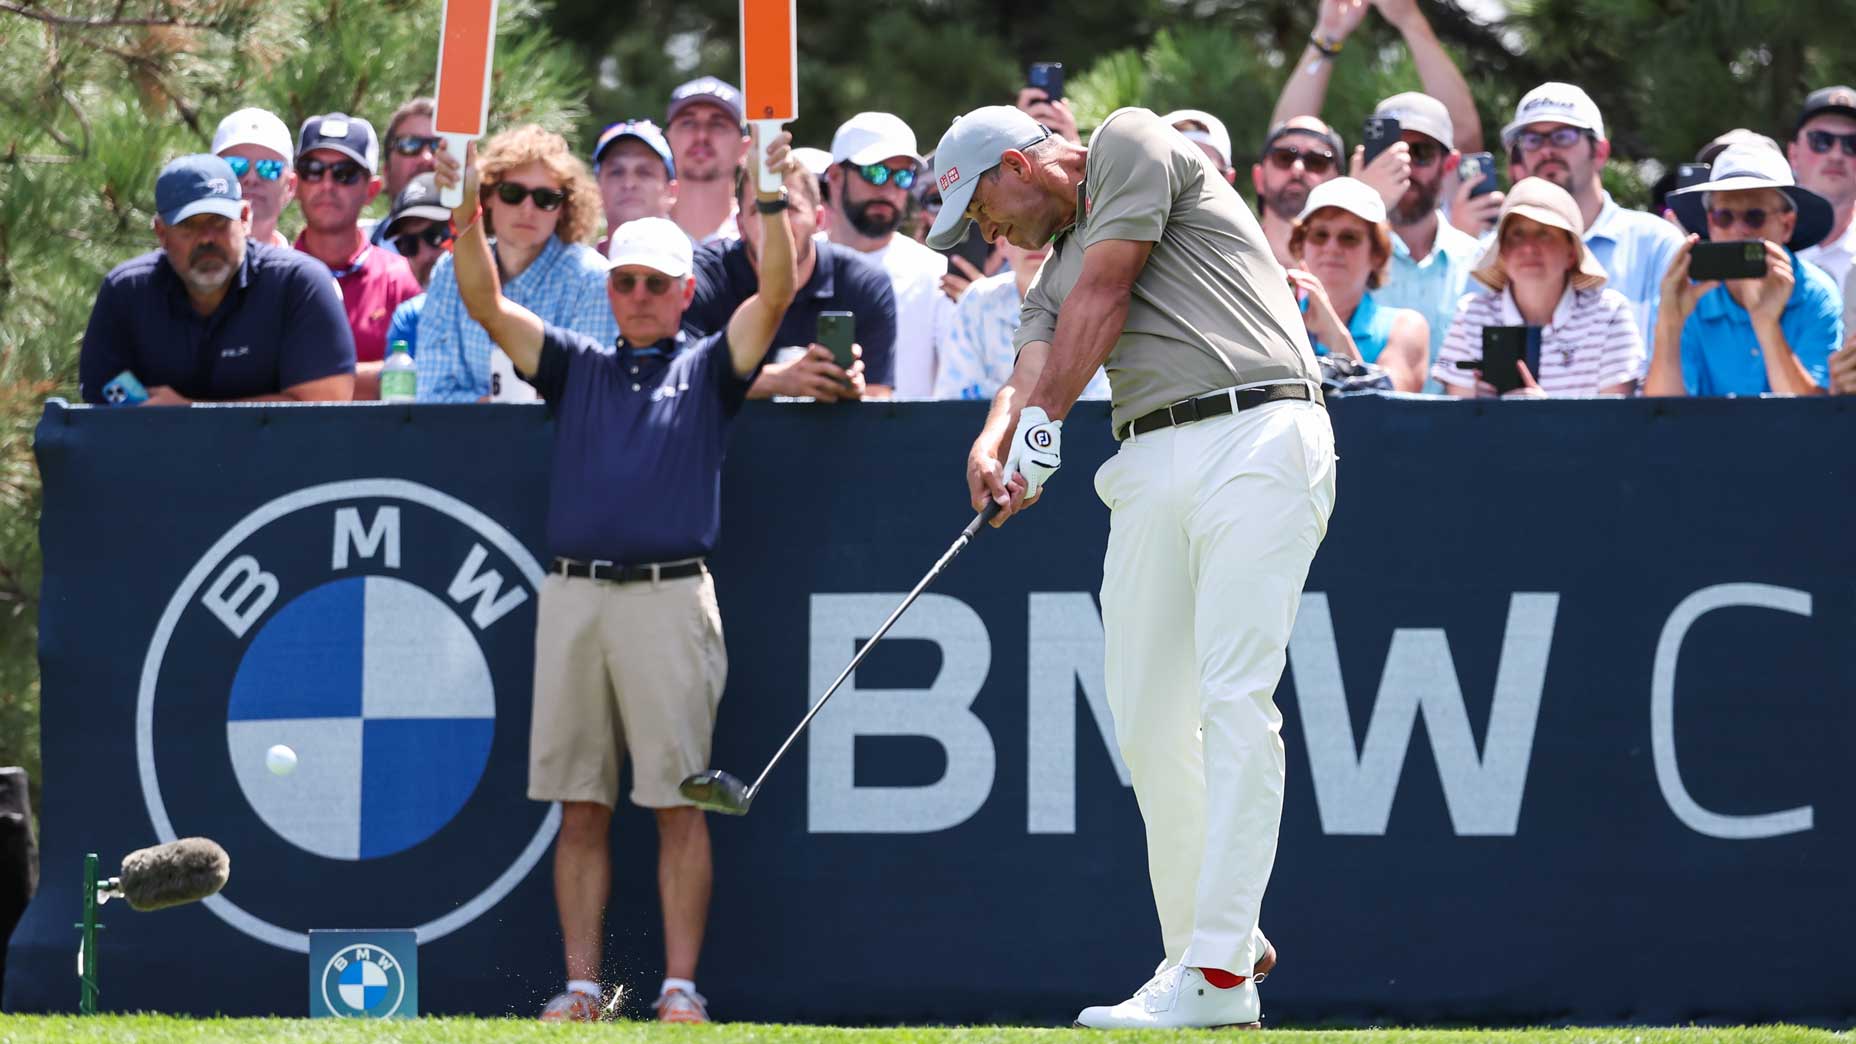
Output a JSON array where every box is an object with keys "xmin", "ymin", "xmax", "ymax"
[
  {"xmin": 320, "ymin": 943, "xmax": 407, "ymax": 1018},
  {"xmin": 135, "ymin": 480, "xmax": 560, "ymax": 952}
]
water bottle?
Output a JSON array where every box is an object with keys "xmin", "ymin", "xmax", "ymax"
[{"xmin": 380, "ymin": 340, "xmax": 417, "ymax": 402}]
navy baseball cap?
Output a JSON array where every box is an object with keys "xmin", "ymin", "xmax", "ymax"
[
  {"xmin": 297, "ymin": 112, "xmax": 380, "ymax": 173},
  {"xmin": 155, "ymin": 154, "xmax": 244, "ymax": 226},
  {"xmin": 666, "ymin": 76, "xmax": 744, "ymax": 127},
  {"xmin": 592, "ymin": 119, "xmax": 676, "ymax": 179}
]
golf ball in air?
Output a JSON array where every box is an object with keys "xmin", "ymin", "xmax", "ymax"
[{"xmin": 266, "ymin": 744, "xmax": 298, "ymax": 776}]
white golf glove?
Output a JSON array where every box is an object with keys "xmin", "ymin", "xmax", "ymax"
[{"xmin": 1004, "ymin": 405, "xmax": 1063, "ymax": 499}]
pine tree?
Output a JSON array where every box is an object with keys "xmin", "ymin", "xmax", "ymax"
[{"xmin": 0, "ymin": 0, "xmax": 588, "ymax": 812}]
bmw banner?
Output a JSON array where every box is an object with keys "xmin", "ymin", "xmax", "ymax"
[{"xmin": 11, "ymin": 397, "xmax": 1856, "ymax": 1025}]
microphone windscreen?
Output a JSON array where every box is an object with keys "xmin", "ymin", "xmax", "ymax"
[{"xmin": 119, "ymin": 837, "xmax": 230, "ymax": 912}]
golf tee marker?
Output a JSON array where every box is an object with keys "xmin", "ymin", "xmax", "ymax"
[
  {"xmin": 433, "ymin": 0, "xmax": 499, "ymax": 207},
  {"xmin": 741, "ymin": 0, "xmax": 796, "ymax": 193}
]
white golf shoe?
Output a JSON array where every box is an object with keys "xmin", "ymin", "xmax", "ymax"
[{"xmin": 1073, "ymin": 964, "xmax": 1260, "ymax": 1030}]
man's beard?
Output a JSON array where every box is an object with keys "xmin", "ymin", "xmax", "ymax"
[
  {"xmin": 1264, "ymin": 181, "xmax": 1311, "ymax": 221},
  {"xmin": 844, "ymin": 198, "xmax": 903, "ymax": 237},
  {"xmin": 1392, "ymin": 175, "xmax": 1441, "ymax": 226},
  {"xmin": 179, "ymin": 244, "xmax": 237, "ymax": 294}
]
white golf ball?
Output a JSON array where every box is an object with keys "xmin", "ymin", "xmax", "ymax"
[{"xmin": 266, "ymin": 744, "xmax": 298, "ymax": 776}]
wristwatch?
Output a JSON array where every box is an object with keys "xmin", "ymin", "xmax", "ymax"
[{"xmin": 755, "ymin": 189, "xmax": 790, "ymax": 214}]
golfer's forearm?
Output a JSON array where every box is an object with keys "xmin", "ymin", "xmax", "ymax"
[
  {"xmin": 976, "ymin": 346, "xmax": 1045, "ymax": 459},
  {"xmin": 1030, "ymin": 285, "xmax": 1126, "ymax": 418}
]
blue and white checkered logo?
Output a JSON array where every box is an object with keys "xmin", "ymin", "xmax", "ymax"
[{"xmin": 319, "ymin": 942, "xmax": 407, "ymax": 1018}]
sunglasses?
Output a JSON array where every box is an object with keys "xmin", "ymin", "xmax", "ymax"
[
  {"xmin": 393, "ymin": 224, "xmax": 455, "ymax": 256},
  {"xmin": 1266, "ymin": 145, "xmax": 1336, "ymax": 175},
  {"xmin": 1805, "ymin": 129, "xmax": 1856, "ymax": 157},
  {"xmin": 854, "ymin": 163, "xmax": 917, "ymax": 190},
  {"xmin": 490, "ymin": 181, "xmax": 566, "ymax": 210},
  {"xmin": 1406, "ymin": 141, "xmax": 1445, "ymax": 167},
  {"xmin": 295, "ymin": 158, "xmax": 367, "ymax": 185},
  {"xmin": 390, "ymin": 135, "xmax": 444, "ymax": 157},
  {"xmin": 225, "ymin": 156, "xmax": 286, "ymax": 181},
  {"xmin": 1708, "ymin": 207, "xmax": 1777, "ymax": 230},
  {"xmin": 1304, "ymin": 228, "xmax": 1366, "ymax": 249},
  {"xmin": 611, "ymin": 272, "xmax": 676, "ymax": 295},
  {"xmin": 1515, "ymin": 127, "xmax": 1589, "ymax": 153}
]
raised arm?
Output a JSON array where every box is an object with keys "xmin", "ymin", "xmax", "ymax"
[
  {"xmin": 1373, "ymin": 0, "xmax": 1483, "ymax": 152},
  {"xmin": 725, "ymin": 129, "xmax": 801, "ymax": 378},
  {"xmin": 1271, "ymin": 0, "xmax": 1370, "ymax": 129},
  {"xmin": 434, "ymin": 141, "xmax": 546, "ymax": 378}
]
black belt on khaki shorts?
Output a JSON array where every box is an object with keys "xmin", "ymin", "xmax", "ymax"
[
  {"xmin": 552, "ymin": 556, "xmax": 704, "ymax": 584},
  {"xmin": 1117, "ymin": 382, "xmax": 1321, "ymax": 440}
]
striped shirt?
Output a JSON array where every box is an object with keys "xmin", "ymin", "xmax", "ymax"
[
  {"xmin": 934, "ymin": 270, "xmax": 1110, "ymax": 401},
  {"xmin": 415, "ymin": 236, "xmax": 618, "ymax": 403},
  {"xmin": 1433, "ymin": 285, "xmax": 1643, "ymax": 396}
]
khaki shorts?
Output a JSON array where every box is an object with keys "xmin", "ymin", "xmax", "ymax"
[{"xmin": 528, "ymin": 570, "xmax": 726, "ymax": 809}]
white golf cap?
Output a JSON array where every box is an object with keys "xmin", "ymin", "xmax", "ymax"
[
  {"xmin": 1501, "ymin": 82, "xmax": 1607, "ymax": 147},
  {"xmin": 1668, "ymin": 143, "xmax": 1833, "ymax": 251},
  {"xmin": 831, "ymin": 112, "xmax": 925, "ymax": 167},
  {"xmin": 924, "ymin": 105, "xmax": 1052, "ymax": 250},
  {"xmin": 1374, "ymin": 92, "xmax": 1454, "ymax": 149},
  {"xmin": 212, "ymin": 107, "xmax": 294, "ymax": 162},
  {"xmin": 1162, "ymin": 109, "xmax": 1233, "ymax": 169},
  {"xmin": 605, "ymin": 216, "xmax": 693, "ymax": 278},
  {"xmin": 792, "ymin": 147, "xmax": 833, "ymax": 177},
  {"xmin": 1295, "ymin": 177, "xmax": 1387, "ymax": 226}
]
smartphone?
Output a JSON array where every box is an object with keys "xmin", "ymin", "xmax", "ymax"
[
  {"xmin": 1361, "ymin": 116, "xmax": 1401, "ymax": 169},
  {"xmin": 1027, "ymin": 62, "xmax": 1065, "ymax": 102},
  {"xmin": 817, "ymin": 311, "xmax": 856, "ymax": 376},
  {"xmin": 1478, "ymin": 325, "xmax": 1542, "ymax": 395},
  {"xmin": 1689, "ymin": 240, "xmax": 1768, "ymax": 281},
  {"xmin": 102, "ymin": 370, "xmax": 149, "ymax": 406},
  {"xmin": 1676, "ymin": 162, "xmax": 1712, "ymax": 191},
  {"xmin": 1459, "ymin": 151, "xmax": 1498, "ymax": 197}
]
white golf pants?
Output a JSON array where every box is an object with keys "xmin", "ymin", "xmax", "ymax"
[{"xmin": 1093, "ymin": 394, "xmax": 1336, "ymax": 976}]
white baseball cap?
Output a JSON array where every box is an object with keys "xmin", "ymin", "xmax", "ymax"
[
  {"xmin": 1373, "ymin": 92, "xmax": 1454, "ymax": 150},
  {"xmin": 923, "ymin": 105, "xmax": 1052, "ymax": 250},
  {"xmin": 831, "ymin": 112, "xmax": 924, "ymax": 167},
  {"xmin": 212, "ymin": 107, "xmax": 294, "ymax": 163},
  {"xmin": 792, "ymin": 147, "xmax": 833, "ymax": 177},
  {"xmin": 605, "ymin": 216, "xmax": 693, "ymax": 278},
  {"xmin": 1162, "ymin": 109, "xmax": 1233, "ymax": 170},
  {"xmin": 1295, "ymin": 177, "xmax": 1387, "ymax": 226},
  {"xmin": 1501, "ymin": 82, "xmax": 1607, "ymax": 147}
]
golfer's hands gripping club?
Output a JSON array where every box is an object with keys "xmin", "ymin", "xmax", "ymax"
[{"xmin": 971, "ymin": 406, "xmax": 1062, "ymax": 528}]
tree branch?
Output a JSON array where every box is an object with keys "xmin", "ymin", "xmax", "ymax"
[{"xmin": 0, "ymin": 0, "xmax": 225, "ymax": 29}]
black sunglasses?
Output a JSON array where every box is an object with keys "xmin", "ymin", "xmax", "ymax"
[
  {"xmin": 611, "ymin": 272, "xmax": 675, "ymax": 295},
  {"xmin": 490, "ymin": 181, "xmax": 566, "ymax": 210},
  {"xmin": 1805, "ymin": 129, "xmax": 1856, "ymax": 157},
  {"xmin": 1708, "ymin": 207, "xmax": 1774, "ymax": 230},
  {"xmin": 393, "ymin": 224, "xmax": 454, "ymax": 255},
  {"xmin": 390, "ymin": 135, "xmax": 444, "ymax": 157},
  {"xmin": 296, "ymin": 158, "xmax": 366, "ymax": 185},
  {"xmin": 1265, "ymin": 145, "xmax": 1336, "ymax": 175}
]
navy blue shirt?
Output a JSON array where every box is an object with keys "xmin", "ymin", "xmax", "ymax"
[
  {"xmin": 79, "ymin": 243, "xmax": 354, "ymax": 403},
  {"xmin": 684, "ymin": 239, "xmax": 898, "ymax": 386},
  {"xmin": 533, "ymin": 323, "xmax": 754, "ymax": 562}
]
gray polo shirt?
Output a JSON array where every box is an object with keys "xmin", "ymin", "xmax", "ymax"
[{"xmin": 1014, "ymin": 107, "xmax": 1317, "ymax": 434}]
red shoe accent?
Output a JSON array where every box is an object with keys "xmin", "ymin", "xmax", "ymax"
[{"xmin": 1197, "ymin": 966, "xmax": 1247, "ymax": 989}]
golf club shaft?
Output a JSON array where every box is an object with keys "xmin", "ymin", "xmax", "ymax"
[{"xmin": 745, "ymin": 501, "xmax": 1003, "ymax": 799}]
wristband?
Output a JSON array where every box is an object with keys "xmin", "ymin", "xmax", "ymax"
[
  {"xmin": 755, "ymin": 190, "xmax": 790, "ymax": 214},
  {"xmin": 1309, "ymin": 31, "xmax": 1343, "ymax": 57}
]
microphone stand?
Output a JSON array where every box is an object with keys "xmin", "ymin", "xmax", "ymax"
[{"xmin": 78, "ymin": 852, "xmax": 102, "ymax": 1014}]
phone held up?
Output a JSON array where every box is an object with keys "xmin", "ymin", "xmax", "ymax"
[
  {"xmin": 1361, "ymin": 116, "xmax": 1401, "ymax": 169},
  {"xmin": 1027, "ymin": 62, "xmax": 1064, "ymax": 103},
  {"xmin": 1688, "ymin": 241, "xmax": 1768, "ymax": 282},
  {"xmin": 1459, "ymin": 152, "xmax": 1498, "ymax": 198}
]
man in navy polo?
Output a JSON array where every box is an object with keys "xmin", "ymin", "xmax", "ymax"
[
  {"xmin": 435, "ymin": 133, "xmax": 799, "ymax": 1024},
  {"xmin": 79, "ymin": 154, "xmax": 354, "ymax": 405},
  {"xmin": 684, "ymin": 158, "xmax": 898, "ymax": 399}
]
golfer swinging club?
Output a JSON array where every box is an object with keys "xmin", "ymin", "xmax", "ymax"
[{"xmin": 926, "ymin": 105, "xmax": 1336, "ymax": 1030}]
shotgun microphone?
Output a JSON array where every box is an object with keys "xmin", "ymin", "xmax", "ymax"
[{"xmin": 97, "ymin": 838, "xmax": 230, "ymax": 912}]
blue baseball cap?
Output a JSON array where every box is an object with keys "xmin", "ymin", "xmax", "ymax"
[
  {"xmin": 925, "ymin": 106, "xmax": 1050, "ymax": 250},
  {"xmin": 592, "ymin": 119, "xmax": 676, "ymax": 179},
  {"xmin": 666, "ymin": 76, "xmax": 744, "ymax": 127},
  {"xmin": 155, "ymin": 154, "xmax": 244, "ymax": 226},
  {"xmin": 297, "ymin": 112, "xmax": 380, "ymax": 173}
]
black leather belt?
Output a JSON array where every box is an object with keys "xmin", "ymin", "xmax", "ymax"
[
  {"xmin": 1118, "ymin": 383, "xmax": 1320, "ymax": 440},
  {"xmin": 552, "ymin": 557, "xmax": 704, "ymax": 584}
]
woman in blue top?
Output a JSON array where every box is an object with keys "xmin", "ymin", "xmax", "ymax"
[{"xmin": 1285, "ymin": 177, "xmax": 1430, "ymax": 392}]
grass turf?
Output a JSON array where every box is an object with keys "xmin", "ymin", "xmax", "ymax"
[{"xmin": 0, "ymin": 1020, "xmax": 1846, "ymax": 1044}]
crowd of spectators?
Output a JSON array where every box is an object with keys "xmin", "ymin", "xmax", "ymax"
[{"xmin": 79, "ymin": 0, "xmax": 1856, "ymax": 407}]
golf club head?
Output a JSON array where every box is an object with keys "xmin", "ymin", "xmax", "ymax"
[{"xmin": 679, "ymin": 770, "xmax": 753, "ymax": 815}]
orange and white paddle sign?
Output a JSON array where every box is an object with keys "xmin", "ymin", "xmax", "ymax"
[
  {"xmin": 740, "ymin": 0, "xmax": 797, "ymax": 191},
  {"xmin": 433, "ymin": 0, "xmax": 499, "ymax": 206}
]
